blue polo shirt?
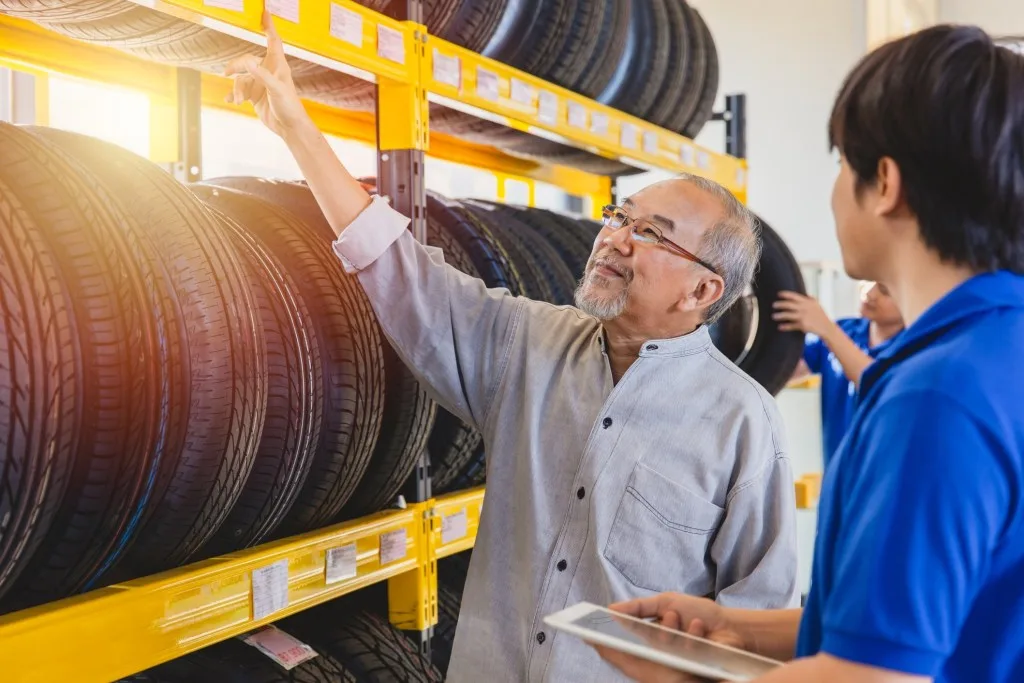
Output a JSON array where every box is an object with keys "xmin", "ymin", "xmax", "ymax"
[
  {"xmin": 803, "ymin": 319, "xmax": 897, "ymax": 467},
  {"xmin": 797, "ymin": 271, "xmax": 1024, "ymax": 682}
]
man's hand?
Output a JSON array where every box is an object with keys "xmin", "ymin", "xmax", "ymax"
[
  {"xmin": 772, "ymin": 291, "xmax": 835, "ymax": 337},
  {"xmin": 594, "ymin": 594, "xmax": 747, "ymax": 683},
  {"xmin": 224, "ymin": 11, "xmax": 310, "ymax": 138}
]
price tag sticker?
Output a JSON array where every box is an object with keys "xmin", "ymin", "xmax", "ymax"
[
  {"xmin": 267, "ymin": 0, "xmax": 298, "ymax": 23},
  {"xmin": 620, "ymin": 122, "xmax": 638, "ymax": 149},
  {"xmin": 243, "ymin": 626, "xmax": 318, "ymax": 670},
  {"xmin": 380, "ymin": 528, "xmax": 408, "ymax": 565},
  {"xmin": 643, "ymin": 131, "xmax": 659, "ymax": 155},
  {"xmin": 736, "ymin": 167, "xmax": 747, "ymax": 186},
  {"xmin": 568, "ymin": 103, "xmax": 587, "ymax": 130},
  {"xmin": 476, "ymin": 67, "xmax": 499, "ymax": 101},
  {"xmin": 538, "ymin": 91, "xmax": 558, "ymax": 125},
  {"xmin": 698, "ymin": 151, "xmax": 712, "ymax": 170},
  {"xmin": 325, "ymin": 543, "xmax": 358, "ymax": 584},
  {"xmin": 441, "ymin": 508, "xmax": 469, "ymax": 544},
  {"xmin": 203, "ymin": 0, "xmax": 243, "ymax": 11},
  {"xmin": 329, "ymin": 4, "xmax": 363, "ymax": 47},
  {"xmin": 433, "ymin": 50, "xmax": 461, "ymax": 89},
  {"xmin": 591, "ymin": 112, "xmax": 609, "ymax": 136},
  {"xmin": 377, "ymin": 25, "xmax": 405, "ymax": 64},
  {"xmin": 510, "ymin": 78, "xmax": 535, "ymax": 108},
  {"xmin": 251, "ymin": 559, "xmax": 289, "ymax": 621},
  {"xmin": 679, "ymin": 143, "xmax": 696, "ymax": 166}
]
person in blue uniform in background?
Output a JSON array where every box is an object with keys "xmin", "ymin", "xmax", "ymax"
[{"xmin": 773, "ymin": 282, "xmax": 904, "ymax": 467}]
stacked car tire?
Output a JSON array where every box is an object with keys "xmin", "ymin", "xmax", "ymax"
[{"xmin": 0, "ymin": 0, "xmax": 720, "ymax": 176}]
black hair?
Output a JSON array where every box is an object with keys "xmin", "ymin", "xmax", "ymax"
[{"xmin": 829, "ymin": 24, "xmax": 1024, "ymax": 273}]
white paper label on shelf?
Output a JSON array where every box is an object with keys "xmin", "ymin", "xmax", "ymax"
[
  {"xmin": 203, "ymin": 0, "xmax": 243, "ymax": 12},
  {"xmin": 510, "ymin": 78, "xmax": 535, "ymax": 108},
  {"xmin": 476, "ymin": 67, "xmax": 499, "ymax": 101},
  {"xmin": 244, "ymin": 626, "xmax": 318, "ymax": 670},
  {"xmin": 251, "ymin": 559, "xmax": 289, "ymax": 621},
  {"xmin": 441, "ymin": 508, "xmax": 469, "ymax": 544},
  {"xmin": 538, "ymin": 91, "xmax": 558, "ymax": 125},
  {"xmin": 697, "ymin": 151, "xmax": 712, "ymax": 169},
  {"xmin": 568, "ymin": 103, "xmax": 587, "ymax": 130},
  {"xmin": 591, "ymin": 112, "xmax": 609, "ymax": 136},
  {"xmin": 377, "ymin": 25, "xmax": 405, "ymax": 64},
  {"xmin": 380, "ymin": 528, "xmax": 408, "ymax": 565},
  {"xmin": 643, "ymin": 131, "xmax": 659, "ymax": 155},
  {"xmin": 433, "ymin": 50, "xmax": 461, "ymax": 89},
  {"xmin": 679, "ymin": 143, "xmax": 696, "ymax": 166},
  {"xmin": 267, "ymin": 0, "xmax": 298, "ymax": 23},
  {"xmin": 736, "ymin": 167, "xmax": 746, "ymax": 186},
  {"xmin": 325, "ymin": 543, "xmax": 358, "ymax": 584},
  {"xmin": 620, "ymin": 122, "xmax": 638, "ymax": 149},
  {"xmin": 329, "ymin": 4, "xmax": 363, "ymax": 47}
]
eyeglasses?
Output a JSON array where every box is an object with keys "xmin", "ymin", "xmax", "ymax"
[{"xmin": 600, "ymin": 204, "xmax": 720, "ymax": 277}]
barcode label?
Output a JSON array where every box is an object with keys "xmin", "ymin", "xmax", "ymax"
[
  {"xmin": 204, "ymin": 0, "xmax": 243, "ymax": 11},
  {"xmin": 325, "ymin": 543, "xmax": 358, "ymax": 584},
  {"xmin": 433, "ymin": 50, "xmax": 461, "ymax": 89},
  {"xmin": 698, "ymin": 151, "xmax": 712, "ymax": 169},
  {"xmin": 251, "ymin": 560, "xmax": 289, "ymax": 621},
  {"xmin": 476, "ymin": 67, "xmax": 499, "ymax": 101},
  {"xmin": 679, "ymin": 143, "xmax": 696, "ymax": 166},
  {"xmin": 591, "ymin": 113, "xmax": 609, "ymax": 136},
  {"xmin": 538, "ymin": 91, "xmax": 558, "ymax": 124},
  {"xmin": 329, "ymin": 4, "xmax": 363, "ymax": 47},
  {"xmin": 510, "ymin": 78, "xmax": 534, "ymax": 107},
  {"xmin": 380, "ymin": 529, "xmax": 408, "ymax": 565},
  {"xmin": 267, "ymin": 0, "xmax": 298, "ymax": 23},
  {"xmin": 377, "ymin": 25, "xmax": 405, "ymax": 64},
  {"xmin": 568, "ymin": 103, "xmax": 587, "ymax": 129},
  {"xmin": 620, "ymin": 122, "xmax": 638, "ymax": 149},
  {"xmin": 441, "ymin": 508, "xmax": 468, "ymax": 544}
]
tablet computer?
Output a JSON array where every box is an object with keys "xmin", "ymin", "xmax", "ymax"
[{"xmin": 544, "ymin": 602, "xmax": 782, "ymax": 682}]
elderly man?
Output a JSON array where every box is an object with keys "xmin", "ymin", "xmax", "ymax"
[{"xmin": 226, "ymin": 14, "xmax": 798, "ymax": 682}]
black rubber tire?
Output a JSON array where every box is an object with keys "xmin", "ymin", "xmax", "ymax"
[
  {"xmin": 141, "ymin": 633, "xmax": 358, "ymax": 683},
  {"xmin": 0, "ymin": 0, "xmax": 133, "ymax": 22},
  {"xmin": 683, "ymin": 9, "xmax": 720, "ymax": 139},
  {"xmin": 539, "ymin": 0, "xmax": 607, "ymax": 91},
  {"xmin": 664, "ymin": 1, "xmax": 708, "ymax": 134},
  {"xmin": 715, "ymin": 215, "xmax": 806, "ymax": 396},
  {"xmin": 431, "ymin": 0, "xmax": 509, "ymax": 54},
  {"xmin": 432, "ymin": 581, "xmax": 463, "ymax": 677},
  {"xmin": 293, "ymin": 75, "xmax": 377, "ymax": 113},
  {"xmin": 573, "ymin": 0, "xmax": 632, "ymax": 98},
  {"xmin": 0, "ymin": 174, "xmax": 80, "ymax": 604},
  {"xmin": 608, "ymin": 0, "xmax": 670, "ymax": 120},
  {"xmin": 202, "ymin": 177, "xmax": 436, "ymax": 520},
  {"xmin": 193, "ymin": 184, "xmax": 386, "ymax": 534},
  {"xmin": 428, "ymin": 107, "xmax": 524, "ymax": 147},
  {"xmin": 25, "ymin": 127, "xmax": 268, "ymax": 580},
  {"xmin": 498, "ymin": 135, "xmax": 644, "ymax": 177},
  {"xmin": 198, "ymin": 209, "xmax": 324, "ymax": 556},
  {"xmin": 0, "ymin": 124, "xmax": 183, "ymax": 605},
  {"xmin": 479, "ymin": 202, "xmax": 593, "ymax": 281},
  {"xmin": 463, "ymin": 204, "xmax": 553, "ymax": 302},
  {"xmin": 491, "ymin": 0, "xmax": 573, "ymax": 82},
  {"xmin": 437, "ymin": 441, "xmax": 486, "ymax": 494},
  {"xmin": 284, "ymin": 606, "xmax": 444, "ymax": 682},
  {"xmin": 646, "ymin": 0, "xmax": 692, "ymax": 129}
]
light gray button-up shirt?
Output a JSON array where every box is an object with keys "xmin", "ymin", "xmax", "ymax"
[{"xmin": 334, "ymin": 197, "xmax": 799, "ymax": 682}]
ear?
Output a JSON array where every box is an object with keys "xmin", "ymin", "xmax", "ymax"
[
  {"xmin": 874, "ymin": 157, "xmax": 904, "ymax": 217},
  {"xmin": 679, "ymin": 274, "xmax": 725, "ymax": 314}
]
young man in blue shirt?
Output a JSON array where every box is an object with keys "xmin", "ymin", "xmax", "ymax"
[
  {"xmin": 774, "ymin": 283, "xmax": 904, "ymax": 467},
  {"xmin": 595, "ymin": 24, "xmax": 1024, "ymax": 683}
]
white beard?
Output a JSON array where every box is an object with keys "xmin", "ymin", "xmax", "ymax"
[{"xmin": 574, "ymin": 272, "xmax": 629, "ymax": 320}]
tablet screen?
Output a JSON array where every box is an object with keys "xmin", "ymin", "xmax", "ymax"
[{"xmin": 568, "ymin": 608, "xmax": 780, "ymax": 679}]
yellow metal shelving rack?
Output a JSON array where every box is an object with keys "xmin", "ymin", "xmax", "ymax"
[{"xmin": 0, "ymin": 1, "xmax": 753, "ymax": 680}]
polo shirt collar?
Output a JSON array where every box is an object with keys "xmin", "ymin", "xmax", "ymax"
[
  {"xmin": 597, "ymin": 324, "xmax": 712, "ymax": 357},
  {"xmin": 863, "ymin": 270, "xmax": 1024, "ymax": 391}
]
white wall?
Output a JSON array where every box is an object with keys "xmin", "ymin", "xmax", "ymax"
[{"xmin": 939, "ymin": 0, "xmax": 1024, "ymax": 34}]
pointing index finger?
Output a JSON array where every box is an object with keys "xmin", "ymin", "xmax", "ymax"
[{"xmin": 263, "ymin": 9, "xmax": 284, "ymax": 52}]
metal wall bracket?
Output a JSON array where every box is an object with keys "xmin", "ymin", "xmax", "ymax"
[{"xmin": 711, "ymin": 93, "xmax": 747, "ymax": 159}]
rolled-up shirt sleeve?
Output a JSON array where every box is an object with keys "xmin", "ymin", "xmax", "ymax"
[
  {"xmin": 711, "ymin": 455, "xmax": 800, "ymax": 609},
  {"xmin": 333, "ymin": 196, "xmax": 524, "ymax": 429}
]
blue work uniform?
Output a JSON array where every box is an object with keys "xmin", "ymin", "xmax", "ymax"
[
  {"xmin": 803, "ymin": 318, "xmax": 897, "ymax": 467},
  {"xmin": 797, "ymin": 271, "xmax": 1024, "ymax": 682}
]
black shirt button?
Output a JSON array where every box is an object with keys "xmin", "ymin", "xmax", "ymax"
[
  {"xmin": 557, "ymin": 560, "xmax": 567, "ymax": 572},
  {"xmin": 602, "ymin": 417, "xmax": 613, "ymax": 429},
  {"xmin": 537, "ymin": 631, "xmax": 547, "ymax": 644},
  {"xmin": 577, "ymin": 486, "xmax": 586, "ymax": 499},
  {"xmin": 646, "ymin": 344, "xmax": 658, "ymax": 351}
]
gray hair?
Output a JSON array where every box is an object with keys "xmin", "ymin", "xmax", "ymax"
[{"xmin": 676, "ymin": 173, "xmax": 762, "ymax": 323}]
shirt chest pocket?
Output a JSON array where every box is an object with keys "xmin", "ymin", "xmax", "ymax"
[{"xmin": 603, "ymin": 463, "xmax": 725, "ymax": 596}]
